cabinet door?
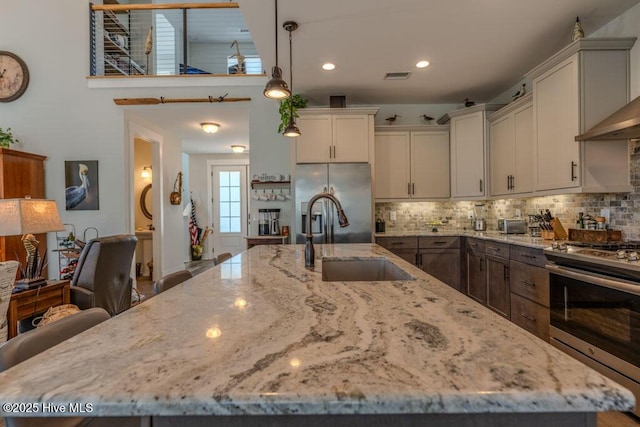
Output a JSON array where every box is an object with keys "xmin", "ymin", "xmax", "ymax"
[
  {"xmin": 534, "ymin": 56, "xmax": 580, "ymax": 191},
  {"xmin": 489, "ymin": 114, "xmax": 514, "ymax": 196},
  {"xmin": 411, "ymin": 131, "xmax": 450, "ymax": 198},
  {"xmin": 374, "ymin": 133, "xmax": 411, "ymax": 199},
  {"xmin": 295, "ymin": 116, "xmax": 331, "ymax": 163},
  {"xmin": 466, "ymin": 251, "xmax": 486, "ymax": 305},
  {"xmin": 420, "ymin": 249, "xmax": 460, "ymax": 291},
  {"xmin": 333, "ymin": 115, "xmax": 369, "ymax": 162},
  {"xmin": 512, "ymin": 103, "xmax": 534, "ymax": 194},
  {"xmin": 451, "ymin": 111, "xmax": 485, "ymax": 198},
  {"xmin": 486, "ymin": 255, "xmax": 510, "ymax": 318},
  {"xmin": 391, "ymin": 249, "xmax": 418, "ymax": 265}
]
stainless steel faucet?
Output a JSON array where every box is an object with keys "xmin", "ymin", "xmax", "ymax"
[{"xmin": 305, "ymin": 191, "xmax": 349, "ymax": 268}]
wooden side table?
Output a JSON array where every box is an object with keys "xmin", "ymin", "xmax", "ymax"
[{"xmin": 7, "ymin": 280, "xmax": 70, "ymax": 339}]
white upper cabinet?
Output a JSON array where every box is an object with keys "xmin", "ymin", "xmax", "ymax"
[
  {"xmin": 444, "ymin": 104, "xmax": 504, "ymax": 199},
  {"xmin": 526, "ymin": 38, "xmax": 636, "ymax": 193},
  {"xmin": 295, "ymin": 108, "xmax": 379, "ymax": 164},
  {"xmin": 374, "ymin": 127, "xmax": 450, "ymax": 200},
  {"xmin": 488, "ymin": 94, "xmax": 534, "ymax": 196}
]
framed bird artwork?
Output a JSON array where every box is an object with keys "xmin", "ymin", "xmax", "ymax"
[{"xmin": 65, "ymin": 160, "xmax": 99, "ymax": 210}]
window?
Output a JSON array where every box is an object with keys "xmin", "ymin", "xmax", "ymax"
[{"xmin": 218, "ymin": 171, "xmax": 241, "ymax": 233}]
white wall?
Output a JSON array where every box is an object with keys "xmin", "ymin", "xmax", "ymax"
[{"xmin": 591, "ymin": 2, "xmax": 640, "ymax": 98}]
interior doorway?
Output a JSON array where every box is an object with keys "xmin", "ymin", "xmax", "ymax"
[{"xmin": 210, "ymin": 162, "xmax": 249, "ymax": 257}]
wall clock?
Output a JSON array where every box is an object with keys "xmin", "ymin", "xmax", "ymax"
[{"xmin": 0, "ymin": 51, "xmax": 29, "ymax": 102}]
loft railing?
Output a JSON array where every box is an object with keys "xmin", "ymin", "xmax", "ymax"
[{"xmin": 89, "ymin": 2, "xmax": 263, "ymax": 77}]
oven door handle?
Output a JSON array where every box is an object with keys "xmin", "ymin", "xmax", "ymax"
[{"xmin": 546, "ymin": 264, "xmax": 640, "ymax": 296}]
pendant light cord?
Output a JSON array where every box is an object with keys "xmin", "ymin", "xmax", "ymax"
[
  {"xmin": 288, "ymin": 26, "xmax": 294, "ymax": 118},
  {"xmin": 274, "ymin": 0, "xmax": 279, "ymax": 68},
  {"xmin": 289, "ymin": 26, "xmax": 293, "ymax": 94}
]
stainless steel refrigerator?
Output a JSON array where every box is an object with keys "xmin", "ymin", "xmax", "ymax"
[{"xmin": 295, "ymin": 163, "xmax": 373, "ymax": 244}]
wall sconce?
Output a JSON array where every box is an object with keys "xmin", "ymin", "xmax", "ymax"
[
  {"xmin": 140, "ymin": 166, "xmax": 152, "ymax": 179},
  {"xmin": 201, "ymin": 122, "xmax": 220, "ymax": 134},
  {"xmin": 231, "ymin": 145, "xmax": 246, "ymax": 153}
]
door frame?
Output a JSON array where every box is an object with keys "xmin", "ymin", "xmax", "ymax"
[
  {"xmin": 127, "ymin": 122, "xmax": 163, "ymax": 283},
  {"xmin": 207, "ymin": 158, "xmax": 250, "ymax": 257}
]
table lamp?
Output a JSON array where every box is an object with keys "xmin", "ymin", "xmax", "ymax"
[{"xmin": 0, "ymin": 198, "xmax": 64, "ymax": 289}]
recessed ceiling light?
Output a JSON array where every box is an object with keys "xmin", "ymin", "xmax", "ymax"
[
  {"xmin": 322, "ymin": 63, "xmax": 336, "ymax": 71},
  {"xmin": 416, "ymin": 60, "xmax": 430, "ymax": 68}
]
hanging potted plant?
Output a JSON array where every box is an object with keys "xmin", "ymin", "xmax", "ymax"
[
  {"xmin": 278, "ymin": 94, "xmax": 307, "ymax": 134},
  {"xmin": 0, "ymin": 127, "xmax": 19, "ymax": 148}
]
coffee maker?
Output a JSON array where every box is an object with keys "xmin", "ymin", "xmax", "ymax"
[
  {"xmin": 258, "ymin": 209, "xmax": 281, "ymax": 235},
  {"xmin": 269, "ymin": 208, "xmax": 281, "ymax": 235},
  {"xmin": 258, "ymin": 209, "xmax": 270, "ymax": 235}
]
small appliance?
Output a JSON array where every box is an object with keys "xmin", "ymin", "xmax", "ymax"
[{"xmin": 497, "ymin": 218, "xmax": 527, "ymax": 234}]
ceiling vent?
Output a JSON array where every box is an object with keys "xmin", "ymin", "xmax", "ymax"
[{"xmin": 384, "ymin": 72, "xmax": 411, "ymax": 80}]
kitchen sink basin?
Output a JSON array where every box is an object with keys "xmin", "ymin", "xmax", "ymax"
[{"xmin": 321, "ymin": 258, "xmax": 415, "ymax": 282}]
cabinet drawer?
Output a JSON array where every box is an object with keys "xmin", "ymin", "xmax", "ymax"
[
  {"xmin": 485, "ymin": 241, "xmax": 509, "ymax": 258},
  {"xmin": 466, "ymin": 238, "xmax": 485, "ymax": 254},
  {"xmin": 509, "ymin": 260, "xmax": 549, "ymax": 307},
  {"xmin": 376, "ymin": 237, "xmax": 418, "ymax": 250},
  {"xmin": 419, "ymin": 236, "xmax": 460, "ymax": 249},
  {"xmin": 510, "ymin": 245, "xmax": 546, "ymax": 267},
  {"xmin": 510, "ymin": 293, "xmax": 550, "ymax": 341}
]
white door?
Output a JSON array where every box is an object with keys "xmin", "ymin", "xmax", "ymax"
[{"xmin": 211, "ymin": 165, "xmax": 248, "ymax": 257}]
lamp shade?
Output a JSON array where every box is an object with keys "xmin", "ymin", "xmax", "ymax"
[
  {"xmin": 263, "ymin": 66, "xmax": 291, "ymax": 99},
  {"xmin": 283, "ymin": 119, "xmax": 301, "ymax": 137},
  {"xmin": 0, "ymin": 198, "xmax": 65, "ymax": 236}
]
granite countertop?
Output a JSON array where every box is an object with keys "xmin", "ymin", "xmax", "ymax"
[
  {"xmin": 0, "ymin": 244, "xmax": 633, "ymax": 417},
  {"xmin": 375, "ymin": 230, "xmax": 549, "ymax": 249}
]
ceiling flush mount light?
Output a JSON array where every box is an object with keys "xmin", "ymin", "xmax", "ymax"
[
  {"xmin": 416, "ymin": 60, "xmax": 430, "ymax": 68},
  {"xmin": 201, "ymin": 122, "xmax": 220, "ymax": 134},
  {"xmin": 322, "ymin": 63, "xmax": 336, "ymax": 71},
  {"xmin": 140, "ymin": 165, "xmax": 152, "ymax": 179},
  {"xmin": 263, "ymin": 0, "xmax": 291, "ymax": 99},
  {"xmin": 283, "ymin": 21, "xmax": 301, "ymax": 138},
  {"xmin": 231, "ymin": 145, "xmax": 246, "ymax": 153}
]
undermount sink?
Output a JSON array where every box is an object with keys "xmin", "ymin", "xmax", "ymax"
[{"xmin": 321, "ymin": 258, "xmax": 415, "ymax": 282}]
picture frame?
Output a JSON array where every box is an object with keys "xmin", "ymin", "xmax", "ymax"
[{"xmin": 64, "ymin": 160, "xmax": 99, "ymax": 210}]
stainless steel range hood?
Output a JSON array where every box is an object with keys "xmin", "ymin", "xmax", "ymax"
[{"xmin": 575, "ymin": 96, "xmax": 640, "ymax": 141}]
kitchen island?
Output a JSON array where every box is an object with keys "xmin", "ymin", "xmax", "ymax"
[{"xmin": 0, "ymin": 244, "xmax": 633, "ymax": 426}]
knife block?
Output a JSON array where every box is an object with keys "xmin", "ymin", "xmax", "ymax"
[{"xmin": 550, "ymin": 218, "xmax": 568, "ymax": 240}]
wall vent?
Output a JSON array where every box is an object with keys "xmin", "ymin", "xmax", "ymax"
[{"xmin": 384, "ymin": 72, "xmax": 411, "ymax": 80}]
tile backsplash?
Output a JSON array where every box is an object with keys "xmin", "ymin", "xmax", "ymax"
[{"xmin": 376, "ymin": 140, "xmax": 640, "ymax": 241}]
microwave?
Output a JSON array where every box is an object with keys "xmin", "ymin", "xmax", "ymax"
[{"xmin": 497, "ymin": 218, "xmax": 527, "ymax": 234}]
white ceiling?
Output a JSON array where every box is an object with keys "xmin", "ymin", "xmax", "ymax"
[{"xmin": 138, "ymin": 0, "xmax": 640, "ymax": 154}]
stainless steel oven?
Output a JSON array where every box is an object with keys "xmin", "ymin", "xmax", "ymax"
[{"xmin": 546, "ymin": 244, "xmax": 640, "ymax": 416}]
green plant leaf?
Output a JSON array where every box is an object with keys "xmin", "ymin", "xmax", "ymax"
[{"xmin": 277, "ymin": 94, "xmax": 307, "ymax": 134}]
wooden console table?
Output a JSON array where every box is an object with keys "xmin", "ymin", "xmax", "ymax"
[
  {"xmin": 7, "ymin": 280, "xmax": 70, "ymax": 339},
  {"xmin": 244, "ymin": 235, "xmax": 289, "ymax": 249}
]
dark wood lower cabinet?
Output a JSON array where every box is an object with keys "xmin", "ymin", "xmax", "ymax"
[
  {"xmin": 419, "ymin": 249, "xmax": 461, "ymax": 291},
  {"xmin": 486, "ymin": 255, "xmax": 510, "ymax": 318},
  {"xmin": 466, "ymin": 251, "xmax": 486, "ymax": 304},
  {"xmin": 378, "ymin": 236, "xmax": 550, "ymax": 342}
]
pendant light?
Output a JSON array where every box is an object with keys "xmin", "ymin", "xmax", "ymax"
[
  {"xmin": 282, "ymin": 21, "xmax": 300, "ymax": 138},
  {"xmin": 263, "ymin": 0, "xmax": 291, "ymax": 99}
]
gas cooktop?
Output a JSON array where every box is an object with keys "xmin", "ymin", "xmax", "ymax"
[{"xmin": 544, "ymin": 241, "xmax": 640, "ymax": 282}]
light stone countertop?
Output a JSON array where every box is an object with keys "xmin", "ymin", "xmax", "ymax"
[
  {"xmin": 375, "ymin": 230, "xmax": 550, "ymax": 249},
  {"xmin": 0, "ymin": 244, "xmax": 633, "ymax": 417}
]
